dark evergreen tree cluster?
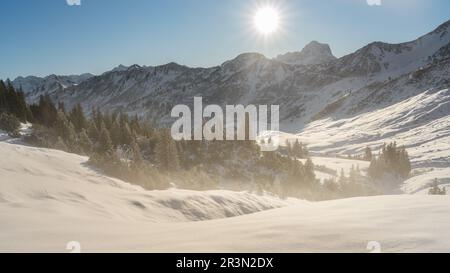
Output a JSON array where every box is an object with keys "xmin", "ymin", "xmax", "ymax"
[
  {"xmin": 29, "ymin": 95, "xmax": 57, "ymax": 127},
  {"xmin": 284, "ymin": 139, "xmax": 309, "ymax": 159},
  {"xmin": 2, "ymin": 90, "xmax": 393, "ymax": 200},
  {"xmin": 0, "ymin": 80, "xmax": 31, "ymax": 122},
  {"xmin": 363, "ymin": 146, "xmax": 373, "ymax": 162},
  {"xmin": 0, "ymin": 112, "xmax": 21, "ymax": 137},
  {"xmin": 23, "ymin": 95, "xmax": 324, "ymax": 197},
  {"xmin": 27, "ymin": 100, "xmax": 169, "ymax": 189},
  {"xmin": 320, "ymin": 165, "xmax": 379, "ymax": 200},
  {"xmin": 368, "ymin": 142, "xmax": 411, "ymax": 179},
  {"xmin": 0, "ymin": 80, "xmax": 32, "ymax": 135}
]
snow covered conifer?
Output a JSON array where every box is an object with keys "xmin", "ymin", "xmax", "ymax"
[
  {"xmin": 304, "ymin": 158, "xmax": 316, "ymax": 184},
  {"xmin": 55, "ymin": 110, "xmax": 77, "ymax": 149},
  {"xmin": 69, "ymin": 104, "xmax": 87, "ymax": 133},
  {"xmin": 54, "ymin": 136, "xmax": 69, "ymax": 152},
  {"xmin": 97, "ymin": 122, "xmax": 113, "ymax": 155},
  {"xmin": 155, "ymin": 130, "xmax": 179, "ymax": 171},
  {"xmin": 121, "ymin": 123, "xmax": 134, "ymax": 146},
  {"xmin": 364, "ymin": 146, "xmax": 373, "ymax": 161},
  {"xmin": 0, "ymin": 112, "xmax": 21, "ymax": 137},
  {"xmin": 78, "ymin": 129, "xmax": 93, "ymax": 155}
]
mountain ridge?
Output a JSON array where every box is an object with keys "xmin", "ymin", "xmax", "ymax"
[
  {"xmin": 275, "ymin": 41, "xmax": 337, "ymax": 66},
  {"xmin": 12, "ymin": 20, "xmax": 450, "ymax": 84},
  {"xmin": 10, "ymin": 20, "xmax": 450, "ymax": 133}
]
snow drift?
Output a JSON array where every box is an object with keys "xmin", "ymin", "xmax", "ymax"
[
  {"xmin": 1, "ymin": 139, "xmax": 450, "ymax": 252},
  {"xmin": 0, "ymin": 140, "xmax": 294, "ymax": 224}
]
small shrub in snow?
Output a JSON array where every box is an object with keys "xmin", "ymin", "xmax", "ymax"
[{"xmin": 428, "ymin": 179, "xmax": 447, "ymax": 195}]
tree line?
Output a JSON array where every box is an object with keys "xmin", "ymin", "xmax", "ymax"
[
  {"xmin": 1, "ymin": 81, "xmax": 404, "ymax": 200},
  {"xmin": 0, "ymin": 80, "xmax": 31, "ymax": 136},
  {"xmin": 14, "ymin": 90, "xmax": 322, "ymax": 198}
]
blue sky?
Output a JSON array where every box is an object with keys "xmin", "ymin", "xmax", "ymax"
[{"xmin": 1, "ymin": 0, "xmax": 449, "ymax": 79}]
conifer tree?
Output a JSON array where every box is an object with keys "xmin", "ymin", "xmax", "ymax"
[
  {"xmin": 15, "ymin": 88, "xmax": 29, "ymax": 122},
  {"xmin": 0, "ymin": 80, "xmax": 6, "ymax": 112},
  {"xmin": 33, "ymin": 94, "xmax": 57, "ymax": 127},
  {"xmin": 87, "ymin": 122, "xmax": 100, "ymax": 142},
  {"xmin": 338, "ymin": 169, "xmax": 347, "ymax": 184},
  {"xmin": 364, "ymin": 146, "xmax": 373, "ymax": 161},
  {"xmin": 304, "ymin": 158, "xmax": 316, "ymax": 184},
  {"xmin": 78, "ymin": 129, "xmax": 93, "ymax": 155},
  {"xmin": 58, "ymin": 102, "xmax": 66, "ymax": 113},
  {"xmin": 55, "ymin": 110, "xmax": 77, "ymax": 149},
  {"xmin": 92, "ymin": 108, "xmax": 104, "ymax": 130},
  {"xmin": 121, "ymin": 123, "xmax": 134, "ymax": 146},
  {"xmin": 69, "ymin": 104, "xmax": 87, "ymax": 132},
  {"xmin": 285, "ymin": 140, "xmax": 293, "ymax": 157},
  {"xmin": 130, "ymin": 140, "xmax": 143, "ymax": 168},
  {"xmin": 292, "ymin": 140, "xmax": 302, "ymax": 158},
  {"xmin": 155, "ymin": 130, "xmax": 179, "ymax": 171},
  {"xmin": 368, "ymin": 142, "xmax": 411, "ymax": 179},
  {"xmin": 54, "ymin": 137, "xmax": 69, "ymax": 152},
  {"xmin": 0, "ymin": 112, "xmax": 21, "ymax": 137},
  {"xmin": 96, "ymin": 122, "xmax": 113, "ymax": 155},
  {"xmin": 110, "ymin": 118, "xmax": 122, "ymax": 146}
]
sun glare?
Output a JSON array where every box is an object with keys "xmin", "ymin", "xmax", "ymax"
[{"xmin": 254, "ymin": 6, "xmax": 280, "ymax": 35}]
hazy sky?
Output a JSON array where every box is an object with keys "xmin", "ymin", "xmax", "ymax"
[{"xmin": 1, "ymin": 0, "xmax": 449, "ymax": 79}]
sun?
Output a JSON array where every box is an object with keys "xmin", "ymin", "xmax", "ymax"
[{"xmin": 254, "ymin": 6, "xmax": 280, "ymax": 35}]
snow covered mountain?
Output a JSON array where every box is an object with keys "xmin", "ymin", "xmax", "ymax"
[
  {"xmin": 12, "ymin": 73, "xmax": 94, "ymax": 102},
  {"xmin": 292, "ymin": 88, "xmax": 450, "ymax": 168},
  {"xmin": 275, "ymin": 41, "xmax": 337, "ymax": 65},
  {"xmin": 12, "ymin": 20, "xmax": 449, "ymax": 134}
]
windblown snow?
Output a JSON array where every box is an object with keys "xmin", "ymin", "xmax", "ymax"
[
  {"xmin": 1, "ymin": 137, "xmax": 450, "ymax": 252},
  {"xmin": 0, "ymin": 140, "xmax": 294, "ymax": 224}
]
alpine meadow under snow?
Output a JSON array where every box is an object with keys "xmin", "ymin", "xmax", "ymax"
[{"xmin": 1, "ymin": 20, "xmax": 450, "ymax": 252}]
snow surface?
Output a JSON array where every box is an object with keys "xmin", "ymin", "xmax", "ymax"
[
  {"xmin": 402, "ymin": 168, "xmax": 450, "ymax": 195},
  {"xmin": 285, "ymin": 88, "xmax": 450, "ymax": 193},
  {"xmin": 1, "ymin": 138, "xmax": 450, "ymax": 252},
  {"xmin": 301, "ymin": 156, "xmax": 370, "ymax": 176},
  {"xmin": 0, "ymin": 140, "xmax": 295, "ymax": 224}
]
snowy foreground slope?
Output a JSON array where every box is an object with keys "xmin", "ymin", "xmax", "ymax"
[
  {"xmin": 0, "ymin": 141, "xmax": 293, "ymax": 223},
  {"xmin": 1, "ymin": 140, "xmax": 450, "ymax": 252}
]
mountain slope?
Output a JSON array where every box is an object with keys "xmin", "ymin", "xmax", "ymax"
[
  {"xmin": 12, "ymin": 73, "xmax": 94, "ymax": 102},
  {"xmin": 10, "ymin": 20, "xmax": 448, "ymax": 133},
  {"xmin": 296, "ymin": 88, "xmax": 450, "ymax": 169},
  {"xmin": 9, "ymin": 21, "xmax": 449, "ymax": 136},
  {"xmin": 275, "ymin": 41, "xmax": 337, "ymax": 65}
]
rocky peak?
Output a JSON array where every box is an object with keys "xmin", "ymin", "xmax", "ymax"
[{"xmin": 275, "ymin": 41, "xmax": 336, "ymax": 65}]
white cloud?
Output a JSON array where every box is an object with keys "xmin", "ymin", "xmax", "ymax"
[
  {"xmin": 367, "ymin": 0, "xmax": 382, "ymax": 6},
  {"xmin": 66, "ymin": 0, "xmax": 81, "ymax": 6}
]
